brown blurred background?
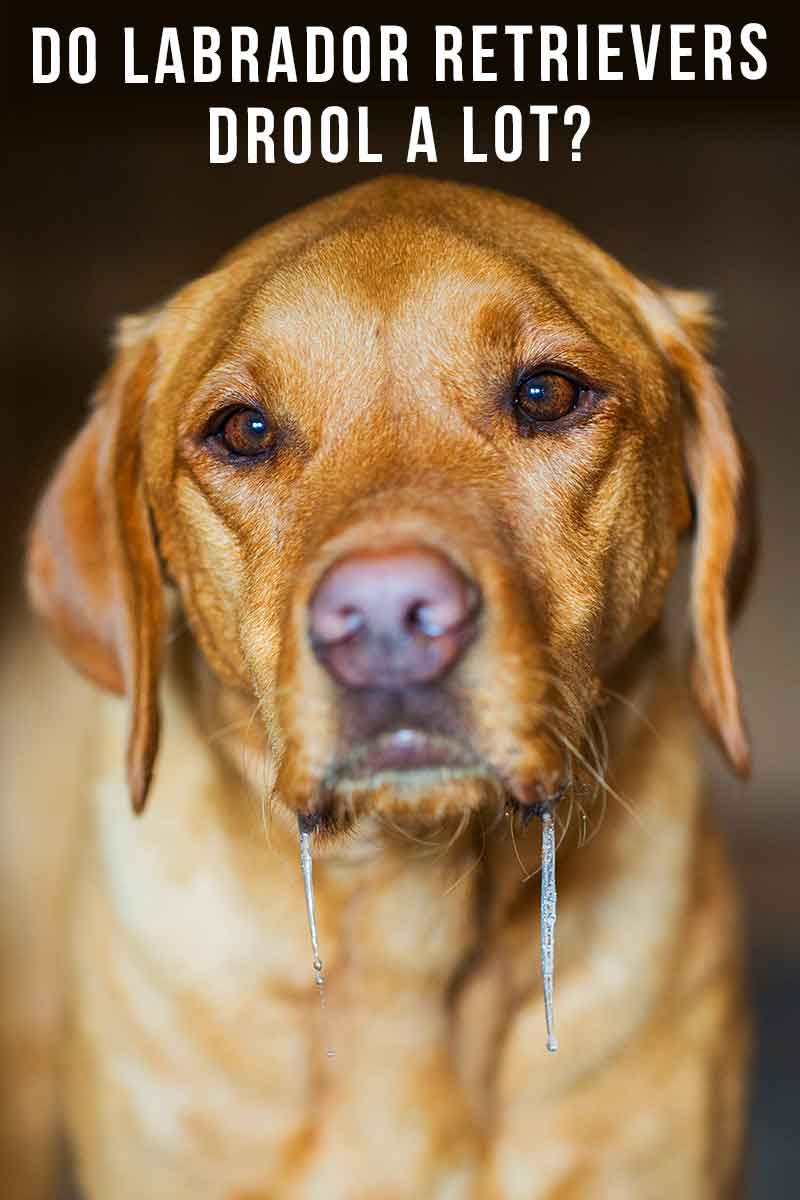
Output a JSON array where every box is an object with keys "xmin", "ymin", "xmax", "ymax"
[{"xmin": 4, "ymin": 11, "xmax": 798, "ymax": 1196}]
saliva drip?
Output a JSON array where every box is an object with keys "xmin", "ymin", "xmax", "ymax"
[
  {"xmin": 540, "ymin": 810, "xmax": 559, "ymax": 1053},
  {"xmin": 298, "ymin": 816, "xmax": 335, "ymax": 1058},
  {"xmin": 298, "ymin": 810, "xmax": 555, "ymax": 1058}
]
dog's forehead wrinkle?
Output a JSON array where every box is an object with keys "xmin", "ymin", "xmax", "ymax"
[
  {"xmin": 168, "ymin": 180, "xmax": 649, "ymax": 391},
  {"xmin": 225, "ymin": 233, "xmax": 651, "ymax": 426},
  {"xmin": 251, "ymin": 221, "xmax": 569, "ymax": 333}
]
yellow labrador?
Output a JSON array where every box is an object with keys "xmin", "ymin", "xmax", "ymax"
[{"xmin": 2, "ymin": 177, "xmax": 754, "ymax": 1198}]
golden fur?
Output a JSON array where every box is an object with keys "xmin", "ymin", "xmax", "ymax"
[{"xmin": 2, "ymin": 177, "xmax": 754, "ymax": 1198}]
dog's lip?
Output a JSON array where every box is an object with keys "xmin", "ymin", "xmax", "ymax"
[
  {"xmin": 298, "ymin": 729, "xmax": 568, "ymax": 835},
  {"xmin": 333, "ymin": 728, "xmax": 478, "ymax": 779}
]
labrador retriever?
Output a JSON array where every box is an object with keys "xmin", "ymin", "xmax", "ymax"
[{"xmin": 2, "ymin": 176, "xmax": 755, "ymax": 1199}]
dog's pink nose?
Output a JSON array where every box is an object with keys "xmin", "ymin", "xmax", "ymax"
[{"xmin": 309, "ymin": 547, "xmax": 480, "ymax": 689}]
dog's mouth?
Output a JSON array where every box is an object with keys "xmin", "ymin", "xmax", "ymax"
[
  {"xmin": 294, "ymin": 723, "xmax": 567, "ymax": 843},
  {"xmin": 299, "ymin": 727, "xmax": 491, "ymax": 837},
  {"xmin": 334, "ymin": 727, "xmax": 479, "ymax": 778}
]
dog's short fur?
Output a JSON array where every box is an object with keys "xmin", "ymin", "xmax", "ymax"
[{"xmin": 2, "ymin": 177, "xmax": 755, "ymax": 1198}]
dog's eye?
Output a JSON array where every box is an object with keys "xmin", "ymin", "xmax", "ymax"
[
  {"xmin": 513, "ymin": 372, "xmax": 584, "ymax": 426},
  {"xmin": 211, "ymin": 407, "xmax": 277, "ymax": 459}
]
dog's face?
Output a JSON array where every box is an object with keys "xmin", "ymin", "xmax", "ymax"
[{"xmin": 27, "ymin": 178, "xmax": 754, "ymax": 827}]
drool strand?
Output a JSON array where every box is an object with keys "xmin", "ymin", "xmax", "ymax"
[
  {"xmin": 297, "ymin": 816, "xmax": 335, "ymax": 1058},
  {"xmin": 540, "ymin": 810, "xmax": 559, "ymax": 1052}
]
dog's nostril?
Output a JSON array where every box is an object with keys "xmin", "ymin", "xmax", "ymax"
[
  {"xmin": 308, "ymin": 546, "xmax": 481, "ymax": 690},
  {"xmin": 409, "ymin": 588, "xmax": 478, "ymax": 638},
  {"xmin": 407, "ymin": 601, "xmax": 442, "ymax": 638},
  {"xmin": 336, "ymin": 607, "xmax": 365, "ymax": 642},
  {"xmin": 313, "ymin": 605, "xmax": 364, "ymax": 646}
]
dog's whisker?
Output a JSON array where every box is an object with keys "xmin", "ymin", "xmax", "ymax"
[
  {"xmin": 533, "ymin": 694, "xmax": 615, "ymax": 847},
  {"xmin": 244, "ymin": 697, "xmax": 265, "ymax": 734},
  {"xmin": 554, "ymin": 728, "xmax": 644, "ymax": 831},
  {"xmin": 600, "ymin": 684, "xmax": 663, "ymax": 740},
  {"xmin": 260, "ymin": 781, "xmax": 279, "ymax": 855},
  {"xmin": 437, "ymin": 809, "xmax": 471, "ymax": 859},
  {"xmin": 442, "ymin": 815, "xmax": 485, "ymax": 897},
  {"xmin": 579, "ymin": 809, "xmax": 589, "ymax": 845},
  {"xmin": 374, "ymin": 810, "xmax": 450, "ymax": 851},
  {"xmin": 207, "ymin": 708, "xmax": 260, "ymax": 745},
  {"xmin": 581, "ymin": 783, "xmax": 608, "ymax": 847},
  {"xmin": 577, "ymin": 710, "xmax": 609, "ymax": 843},
  {"xmin": 555, "ymin": 788, "xmax": 575, "ymax": 854},
  {"xmin": 507, "ymin": 806, "xmax": 532, "ymax": 879}
]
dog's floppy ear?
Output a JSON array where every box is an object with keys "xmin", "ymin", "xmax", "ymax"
[
  {"xmin": 27, "ymin": 325, "xmax": 165, "ymax": 812},
  {"xmin": 638, "ymin": 284, "xmax": 757, "ymax": 777}
]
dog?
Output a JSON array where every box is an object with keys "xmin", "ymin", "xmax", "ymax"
[{"xmin": 1, "ymin": 176, "xmax": 755, "ymax": 1198}]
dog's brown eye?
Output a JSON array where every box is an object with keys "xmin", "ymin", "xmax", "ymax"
[
  {"xmin": 514, "ymin": 372, "xmax": 582, "ymax": 425},
  {"xmin": 214, "ymin": 407, "xmax": 276, "ymax": 459}
]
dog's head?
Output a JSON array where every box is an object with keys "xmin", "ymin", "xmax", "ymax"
[{"xmin": 27, "ymin": 178, "xmax": 755, "ymax": 829}]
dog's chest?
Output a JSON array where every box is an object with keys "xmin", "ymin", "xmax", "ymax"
[
  {"xmin": 62, "ymin": 688, "xmax": 735, "ymax": 1200},
  {"xmin": 65, "ymin": 758, "xmax": 499, "ymax": 1198}
]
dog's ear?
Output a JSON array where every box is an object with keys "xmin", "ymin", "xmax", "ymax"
[
  {"xmin": 638, "ymin": 284, "xmax": 757, "ymax": 777},
  {"xmin": 27, "ymin": 325, "xmax": 165, "ymax": 812}
]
